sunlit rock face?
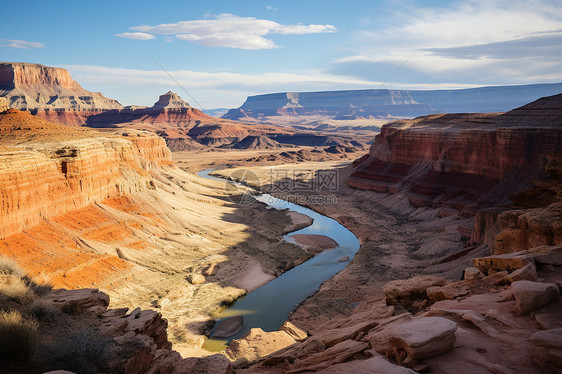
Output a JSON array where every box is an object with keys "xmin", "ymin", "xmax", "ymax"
[
  {"xmin": 347, "ymin": 94, "xmax": 562, "ymax": 246},
  {"xmin": 0, "ymin": 109, "xmax": 171, "ymax": 239}
]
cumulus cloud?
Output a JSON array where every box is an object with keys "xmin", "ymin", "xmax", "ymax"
[
  {"xmin": 0, "ymin": 39, "xmax": 45, "ymax": 49},
  {"xmin": 118, "ymin": 13, "xmax": 335, "ymax": 49},
  {"xmin": 332, "ymin": 0, "xmax": 562, "ymax": 84},
  {"xmin": 115, "ymin": 32, "xmax": 155, "ymax": 40}
]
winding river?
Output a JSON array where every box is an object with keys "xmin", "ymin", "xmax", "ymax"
[{"xmin": 197, "ymin": 169, "xmax": 360, "ymax": 351}]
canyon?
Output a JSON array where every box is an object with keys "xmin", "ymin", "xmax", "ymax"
[
  {"xmin": 0, "ymin": 62, "xmax": 370, "ymax": 155},
  {"xmin": 0, "ymin": 67, "xmax": 561, "ymax": 373},
  {"xmin": 207, "ymin": 94, "xmax": 561, "ymax": 373},
  {"xmin": 0, "ymin": 103, "xmax": 319, "ymax": 370}
]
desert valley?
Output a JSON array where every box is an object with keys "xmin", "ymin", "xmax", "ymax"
[{"xmin": 1, "ymin": 2, "xmax": 562, "ymax": 373}]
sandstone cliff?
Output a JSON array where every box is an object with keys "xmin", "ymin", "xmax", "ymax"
[
  {"xmin": 1, "ymin": 63, "xmax": 368, "ymax": 152},
  {"xmin": 0, "ymin": 109, "xmax": 171, "ymax": 238},
  {"xmin": 0, "ymin": 108, "xmax": 316, "ymax": 357},
  {"xmin": 348, "ymin": 94, "xmax": 562, "ymax": 250},
  {"xmin": 0, "ymin": 62, "xmax": 122, "ymax": 114}
]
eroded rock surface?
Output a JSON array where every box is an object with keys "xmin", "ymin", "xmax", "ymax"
[{"xmin": 511, "ymin": 280, "xmax": 560, "ymax": 315}]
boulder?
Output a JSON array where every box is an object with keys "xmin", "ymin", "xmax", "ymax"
[
  {"xmin": 511, "ymin": 281, "xmax": 560, "ymax": 315},
  {"xmin": 463, "ymin": 267, "xmax": 484, "ymax": 280},
  {"xmin": 338, "ymin": 256, "xmax": 350, "ymax": 262},
  {"xmin": 504, "ymin": 263, "xmax": 537, "ymax": 283},
  {"xmin": 211, "ymin": 316, "xmax": 244, "ymax": 338},
  {"xmin": 202, "ymin": 263, "xmax": 219, "ymax": 276},
  {"xmin": 188, "ymin": 274, "xmax": 206, "ymax": 285},
  {"xmin": 372, "ymin": 317, "xmax": 457, "ymax": 361},
  {"xmin": 225, "ymin": 328, "xmax": 295, "ymax": 365},
  {"xmin": 427, "ymin": 282, "xmax": 469, "ymax": 301},
  {"xmin": 530, "ymin": 245, "xmax": 562, "ymax": 266},
  {"xmin": 0, "ymin": 97, "xmax": 10, "ymax": 113},
  {"xmin": 383, "ymin": 276, "xmax": 446, "ymax": 308},
  {"xmin": 429, "ymin": 308, "xmax": 499, "ymax": 339},
  {"xmin": 315, "ymin": 320, "xmax": 379, "ymax": 347},
  {"xmin": 534, "ymin": 313, "xmax": 561, "ymax": 330},
  {"xmin": 482, "ymin": 270, "xmax": 509, "ymax": 285},
  {"xmin": 279, "ymin": 321, "xmax": 308, "ymax": 341},
  {"xmin": 530, "ymin": 328, "xmax": 562, "ymax": 369},
  {"xmin": 472, "ymin": 254, "xmax": 533, "ymax": 274}
]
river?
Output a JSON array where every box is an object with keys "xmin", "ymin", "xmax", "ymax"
[{"xmin": 197, "ymin": 169, "xmax": 360, "ymax": 351}]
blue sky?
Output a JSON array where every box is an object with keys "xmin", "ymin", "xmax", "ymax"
[{"xmin": 1, "ymin": 0, "xmax": 562, "ymax": 108}]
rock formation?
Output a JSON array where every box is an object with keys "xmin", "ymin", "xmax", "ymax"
[
  {"xmin": 0, "ymin": 97, "xmax": 9, "ymax": 113},
  {"xmin": 0, "ymin": 62, "xmax": 372, "ymax": 153},
  {"xmin": 233, "ymin": 92, "xmax": 559, "ymax": 373},
  {"xmin": 0, "ymin": 62, "xmax": 122, "ymax": 125},
  {"xmin": 223, "ymin": 83, "xmax": 562, "ymax": 120},
  {"xmin": 231, "ymin": 135, "xmax": 282, "ymax": 149},
  {"xmin": 348, "ymin": 94, "xmax": 562, "ymax": 233},
  {"xmin": 0, "ymin": 109, "xmax": 171, "ymax": 238},
  {"xmin": 0, "ymin": 107, "xmax": 321, "ymax": 366}
]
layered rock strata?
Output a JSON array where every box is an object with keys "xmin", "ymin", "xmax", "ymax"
[
  {"xmin": 0, "ymin": 110, "xmax": 171, "ymax": 238},
  {"xmin": 348, "ymin": 94, "xmax": 562, "ymax": 242}
]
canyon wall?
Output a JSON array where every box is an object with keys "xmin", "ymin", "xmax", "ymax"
[
  {"xmin": 348, "ymin": 94, "xmax": 562, "ymax": 249},
  {"xmin": 0, "ymin": 62, "xmax": 122, "ymax": 114},
  {"xmin": 0, "ymin": 110, "xmax": 171, "ymax": 239},
  {"xmin": 223, "ymin": 83, "xmax": 562, "ymax": 120}
]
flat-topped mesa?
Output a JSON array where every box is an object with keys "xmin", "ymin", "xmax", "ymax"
[
  {"xmin": 223, "ymin": 83, "xmax": 562, "ymax": 120},
  {"xmin": 0, "ymin": 62, "xmax": 80, "ymax": 90},
  {"xmin": 0, "ymin": 62, "xmax": 122, "ymax": 118},
  {"xmin": 347, "ymin": 94, "xmax": 562, "ymax": 217},
  {"xmin": 151, "ymin": 91, "xmax": 192, "ymax": 110}
]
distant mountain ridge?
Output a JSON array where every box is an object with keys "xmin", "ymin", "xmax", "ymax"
[{"xmin": 222, "ymin": 83, "xmax": 562, "ymax": 120}]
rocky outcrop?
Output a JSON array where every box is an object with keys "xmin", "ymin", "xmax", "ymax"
[
  {"xmin": 231, "ymin": 135, "xmax": 282, "ymax": 149},
  {"xmin": 348, "ymin": 94, "xmax": 562, "ymax": 237},
  {"xmin": 9, "ymin": 285, "xmax": 233, "ymax": 374},
  {"xmin": 0, "ymin": 97, "xmax": 9, "ymax": 113},
  {"xmin": 383, "ymin": 275, "xmax": 446, "ymax": 309},
  {"xmin": 370, "ymin": 317, "xmax": 457, "ymax": 363},
  {"xmin": 223, "ymin": 83, "xmax": 562, "ymax": 120},
  {"xmin": 511, "ymin": 280, "xmax": 560, "ymax": 314},
  {"xmin": 0, "ymin": 109, "xmax": 172, "ymax": 238},
  {"xmin": 0, "ymin": 62, "xmax": 122, "ymax": 121},
  {"xmin": 225, "ymin": 328, "xmax": 297, "ymax": 366}
]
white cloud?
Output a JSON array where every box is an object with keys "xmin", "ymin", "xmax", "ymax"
[
  {"xmin": 65, "ymin": 64, "xmax": 482, "ymax": 108},
  {"xmin": 115, "ymin": 32, "xmax": 155, "ymax": 40},
  {"xmin": 0, "ymin": 39, "xmax": 45, "ymax": 49},
  {"xmin": 333, "ymin": 0, "xmax": 562, "ymax": 83},
  {"xmin": 119, "ymin": 13, "xmax": 335, "ymax": 49},
  {"xmin": 266, "ymin": 5, "xmax": 277, "ymax": 11},
  {"xmin": 66, "ymin": 64, "xmax": 374, "ymax": 89}
]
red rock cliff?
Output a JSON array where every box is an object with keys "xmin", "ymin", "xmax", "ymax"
[
  {"xmin": 0, "ymin": 110, "xmax": 172, "ymax": 238},
  {"xmin": 0, "ymin": 62, "xmax": 122, "ymax": 119},
  {"xmin": 0, "ymin": 62, "xmax": 81, "ymax": 90},
  {"xmin": 348, "ymin": 94, "xmax": 562, "ymax": 239}
]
